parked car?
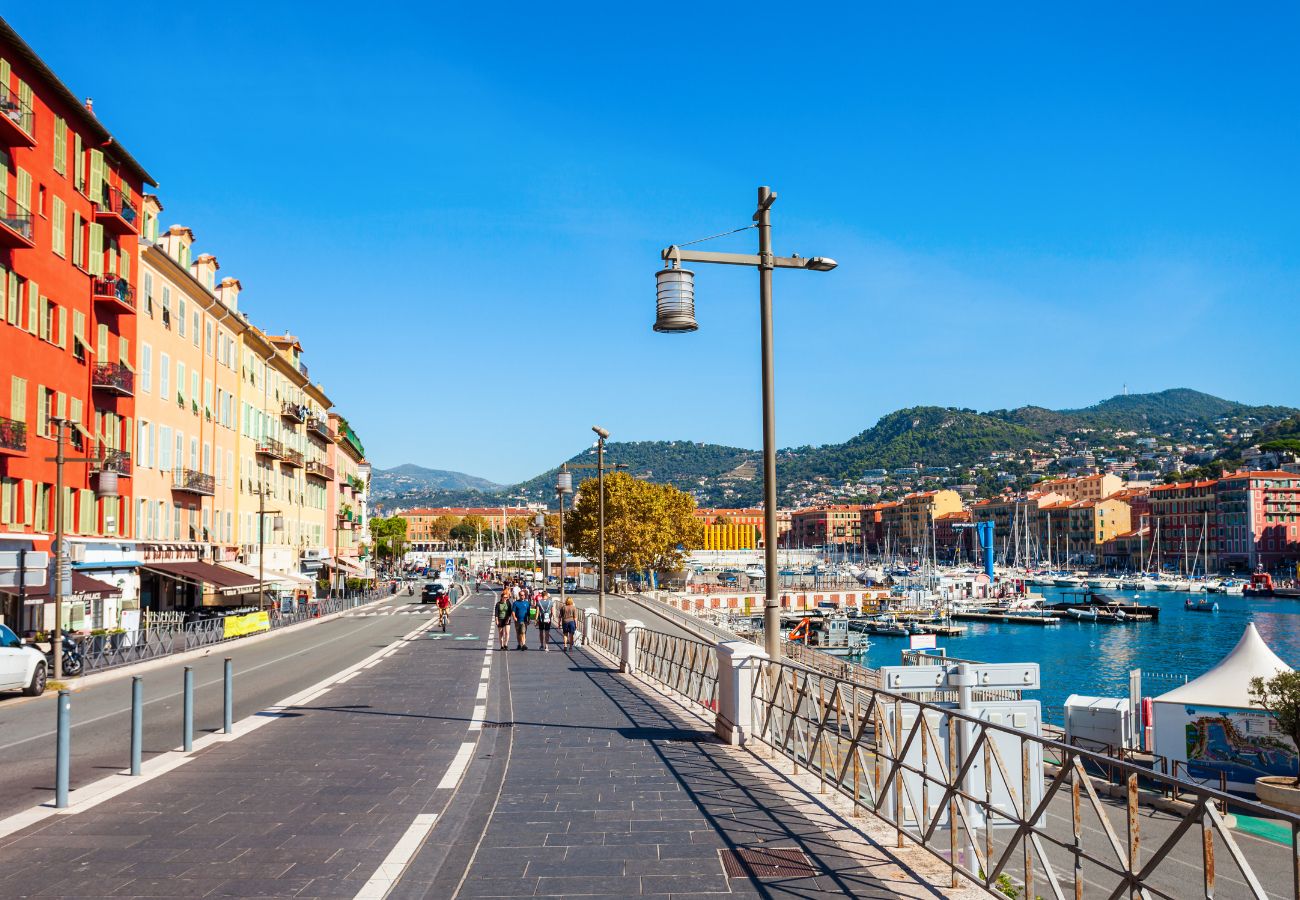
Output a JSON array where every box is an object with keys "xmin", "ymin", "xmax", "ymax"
[{"xmin": 0, "ymin": 623, "xmax": 47, "ymax": 696}]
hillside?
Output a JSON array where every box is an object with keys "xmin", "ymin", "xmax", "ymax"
[
  {"xmin": 371, "ymin": 464, "xmax": 502, "ymax": 500},
  {"xmin": 373, "ymin": 389, "xmax": 1298, "ymax": 511}
]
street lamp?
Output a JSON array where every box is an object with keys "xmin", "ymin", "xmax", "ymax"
[
  {"xmin": 654, "ymin": 186, "xmax": 837, "ymax": 661},
  {"xmin": 44, "ymin": 418, "xmax": 119, "ymax": 679},
  {"xmin": 556, "ymin": 466, "xmax": 572, "ymax": 608},
  {"xmin": 592, "ymin": 426, "xmax": 610, "ymax": 616}
]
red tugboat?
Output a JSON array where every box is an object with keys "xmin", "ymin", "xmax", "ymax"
[{"xmin": 1244, "ymin": 571, "xmax": 1275, "ymax": 597}]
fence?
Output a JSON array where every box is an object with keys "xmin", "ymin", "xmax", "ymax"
[
  {"xmin": 634, "ymin": 628, "xmax": 718, "ymax": 711},
  {"xmin": 750, "ymin": 658, "xmax": 1295, "ymax": 900},
  {"xmin": 76, "ymin": 589, "xmax": 388, "ymax": 674},
  {"xmin": 586, "ymin": 614, "xmax": 622, "ymax": 658}
]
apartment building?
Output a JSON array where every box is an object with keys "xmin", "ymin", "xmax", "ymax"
[
  {"xmin": 0, "ymin": 21, "xmax": 154, "ymax": 628},
  {"xmin": 1148, "ymin": 478, "xmax": 1218, "ymax": 571},
  {"xmin": 328, "ymin": 412, "xmax": 369, "ymax": 581},
  {"xmin": 1032, "ymin": 472, "xmax": 1123, "ymax": 503},
  {"xmin": 692, "ymin": 508, "xmax": 789, "ymax": 549},
  {"xmin": 790, "ymin": 504, "xmax": 863, "ymax": 548},
  {"xmin": 1214, "ymin": 471, "xmax": 1300, "ymax": 571}
]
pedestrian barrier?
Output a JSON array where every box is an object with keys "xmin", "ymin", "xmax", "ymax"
[{"xmin": 583, "ymin": 608, "xmax": 1300, "ymax": 900}]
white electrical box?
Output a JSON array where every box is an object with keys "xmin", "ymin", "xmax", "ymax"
[{"xmin": 1064, "ymin": 695, "xmax": 1135, "ymax": 751}]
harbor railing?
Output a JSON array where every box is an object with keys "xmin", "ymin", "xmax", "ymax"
[{"xmin": 578, "ymin": 610, "xmax": 1298, "ymax": 899}]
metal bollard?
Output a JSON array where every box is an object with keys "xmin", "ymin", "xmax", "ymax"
[
  {"xmin": 130, "ymin": 676, "xmax": 143, "ymax": 775},
  {"xmin": 182, "ymin": 666, "xmax": 193, "ymax": 752},
  {"xmin": 55, "ymin": 690, "xmax": 71, "ymax": 808},
  {"xmin": 223, "ymin": 658, "xmax": 233, "ymax": 734}
]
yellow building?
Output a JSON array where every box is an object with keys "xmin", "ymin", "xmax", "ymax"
[
  {"xmin": 895, "ymin": 489, "xmax": 964, "ymax": 552},
  {"xmin": 701, "ymin": 521, "xmax": 757, "ymax": 550},
  {"xmin": 1033, "ymin": 472, "xmax": 1123, "ymax": 503}
]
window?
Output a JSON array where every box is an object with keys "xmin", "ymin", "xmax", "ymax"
[
  {"xmin": 140, "ymin": 344, "xmax": 152, "ymax": 393},
  {"xmin": 52, "ymin": 117, "xmax": 67, "ymax": 176},
  {"xmin": 192, "ymin": 311, "xmax": 199, "ymax": 346},
  {"xmin": 191, "ymin": 372, "xmax": 199, "ymax": 408},
  {"xmin": 159, "ymin": 353, "xmax": 170, "ymax": 399},
  {"xmin": 73, "ymin": 132, "xmax": 84, "ymax": 193},
  {"xmin": 51, "ymin": 196, "xmax": 65, "ymax": 256},
  {"xmin": 10, "ymin": 376, "xmax": 26, "ymax": 425},
  {"xmin": 137, "ymin": 420, "xmax": 149, "ymax": 468},
  {"xmin": 160, "ymin": 425, "xmax": 172, "ymax": 470},
  {"xmin": 205, "ymin": 321, "xmax": 213, "ymax": 356},
  {"xmin": 177, "ymin": 296, "xmax": 185, "ymax": 336},
  {"xmin": 142, "ymin": 271, "xmax": 154, "ymax": 314},
  {"xmin": 176, "ymin": 362, "xmax": 185, "ymax": 402}
]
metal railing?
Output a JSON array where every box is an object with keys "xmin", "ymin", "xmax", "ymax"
[
  {"xmin": 92, "ymin": 363, "xmax": 134, "ymax": 395},
  {"xmin": 751, "ymin": 658, "xmax": 1295, "ymax": 900},
  {"xmin": 256, "ymin": 437, "xmax": 285, "ymax": 459},
  {"xmin": 587, "ymin": 613, "xmax": 622, "ymax": 657},
  {"xmin": 306, "ymin": 416, "xmax": 331, "ymax": 439},
  {"xmin": 95, "ymin": 186, "xmax": 137, "ymax": 224},
  {"xmin": 93, "ymin": 448, "xmax": 132, "ymax": 477},
  {"xmin": 172, "ymin": 467, "xmax": 214, "ymax": 495},
  {"xmin": 306, "ymin": 459, "xmax": 334, "ymax": 480},
  {"xmin": 281, "ymin": 447, "xmax": 304, "ymax": 468},
  {"xmin": 92, "ymin": 276, "xmax": 136, "ymax": 309},
  {"xmin": 0, "ymin": 191, "xmax": 32, "ymax": 241},
  {"xmin": 635, "ymin": 629, "xmax": 719, "ymax": 711},
  {"xmin": 0, "ymin": 84, "xmax": 34, "ymax": 137},
  {"xmin": 281, "ymin": 402, "xmax": 307, "ymax": 423},
  {"xmin": 0, "ymin": 414, "xmax": 26, "ymax": 452}
]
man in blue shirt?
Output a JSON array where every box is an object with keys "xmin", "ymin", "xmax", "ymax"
[{"xmin": 510, "ymin": 591, "xmax": 532, "ymax": 650}]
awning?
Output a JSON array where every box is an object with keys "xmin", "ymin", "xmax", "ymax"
[
  {"xmin": 329, "ymin": 558, "xmax": 365, "ymax": 577},
  {"xmin": 0, "ymin": 572, "xmax": 122, "ymax": 601},
  {"xmin": 140, "ymin": 561, "xmax": 260, "ymax": 595},
  {"xmin": 221, "ymin": 561, "xmax": 313, "ymax": 592}
]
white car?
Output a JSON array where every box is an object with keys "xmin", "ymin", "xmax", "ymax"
[{"xmin": 0, "ymin": 623, "xmax": 47, "ymax": 696}]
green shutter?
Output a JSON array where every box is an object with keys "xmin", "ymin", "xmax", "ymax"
[
  {"xmin": 73, "ymin": 133, "xmax": 83, "ymax": 192},
  {"xmin": 14, "ymin": 167, "xmax": 30, "ymax": 212},
  {"xmin": 37, "ymin": 296, "xmax": 47, "ymax": 340},
  {"xmin": 88, "ymin": 149, "xmax": 104, "ymax": 203},
  {"xmin": 10, "ymin": 376, "xmax": 25, "ymax": 423},
  {"xmin": 25, "ymin": 280, "xmax": 37, "ymax": 333},
  {"xmin": 6, "ymin": 272, "xmax": 15, "ymax": 324},
  {"xmin": 22, "ymin": 480, "xmax": 33, "ymax": 527},
  {"xmin": 0, "ymin": 59, "xmax": 9, "ymax": 91},
  {"xmin": 51, "ymin": 196, "xmax": 65, "ymax": 255},
  {"xmin": 35, "ymin": 385, "xmax": 46, "ymax": 436},
  {"xmin": 79, "ymin": 489, "xmax": 94, "ymax": 534},
  {"xmin": 72, "ymin": 310, "xmax": 84, "ymax": 349},
  {"xmin": 120, "ymin": 245, "xmax": 130, "ymax": 282},
  {"xmin": 97, "ymin": 323, "xmax": 108, "ymax": 359},
  {"xmin": 57, "ymin": 306, "xmax": 67, "ymax": 349},
  {"xmin": 52, "ymin": 117, "xmax": 66, "ymax": 175},
  {"xmin": 71, "ymin": 212, "xmax": 82, "ymax": 267},
  {"xmin": 88, "ymin": 223, "xmax": 103, "ymax": 275}
]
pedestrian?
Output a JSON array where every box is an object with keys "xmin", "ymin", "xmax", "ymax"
[
  {"xmin": 560, "ymin": 597, "xmax": 579, "ymax": 650},
  {"xmin": 495, "ymin": 587, "xmax": 513, "ymax": 650},
  {"xmin": 536, "ymin": 590, "xmax": 554, "ymax": 651},
  {"xmin": 510, "ymin": 587, "xmax": 532, "ymax": 650}
]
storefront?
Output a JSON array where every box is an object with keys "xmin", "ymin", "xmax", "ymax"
[
  {"xmin": 0, "ymin": 572, "xmax": 122, "ymax": 636},
  {"xmin": 136, "ymin": 543, "xmax": 262, "ymax": 613}
]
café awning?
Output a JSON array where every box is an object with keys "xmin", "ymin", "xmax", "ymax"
[
  {"xmin": 140, "ymin": 561, "xmax": 260, "ymax": 596},
  {"xmin": 0, "ymin": 572, "xmax": 121, "ymax": 601}
]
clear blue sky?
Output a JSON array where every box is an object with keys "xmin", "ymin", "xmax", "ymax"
[{"xmin": 14, "ymin": 4, "xmax": 1298, "ymax": 484}]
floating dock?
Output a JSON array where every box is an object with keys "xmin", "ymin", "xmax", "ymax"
[{"xmin": 952, "ymin": 611, "xmax": 1062, "ymax": 625}]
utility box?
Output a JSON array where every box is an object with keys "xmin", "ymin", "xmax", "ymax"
[{"xmin": 1064, "ymin": 695, "xmax": 1135, "ymax": 751}]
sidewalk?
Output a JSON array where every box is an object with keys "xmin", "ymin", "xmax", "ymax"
[{"xmin": 0, "ymin": 591, "xmax": 961, "ymax": 898}]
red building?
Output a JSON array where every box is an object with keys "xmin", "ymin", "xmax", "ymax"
[
  {"xmin": 790, "ymin": 505, "xmax": 864, "ymax": 548},
  {"xmin": 1214, "ymin": 471, "xmax": 1300, "ymax": 572},
  {"xmin": 0, "ymin": 19, "xmax": 155, "ymax": 592}
]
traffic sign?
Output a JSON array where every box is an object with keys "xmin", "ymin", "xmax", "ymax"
[
  {"xmin": 0, "ymin": 550, "xmax": 49, "ymax": 570},
  {"xmin": 443, "ymin": 557, "xmax": 454, "ymax": 575},
  {"xmin": 0, "ymin": 568, "xmax": 48, "ymax": 589}
]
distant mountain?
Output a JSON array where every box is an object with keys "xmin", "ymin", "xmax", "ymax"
[
  {"xmin": 374, "ymin": 389, "xmax": 1298, "ymax": 510},
  {"xmin": 371, "ymin": 464, "xmax": 502, "ymax": 500}
]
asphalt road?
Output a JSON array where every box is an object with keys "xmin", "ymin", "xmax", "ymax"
[{"xmin": 0, "ymin": 586, "xmax": 449, "ymax": 822}]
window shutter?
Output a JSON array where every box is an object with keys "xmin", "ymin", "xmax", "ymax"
[
  {"xmin": 15, "ymin": 167, "xmax": 30, "ymax": 212},
  {"xmin": 64, "ymin": 487, "xmax": 75, "ymax": 535},
  {"xmin": 0, "ymin": 59, "xmax": 9, "ymax": 89},
  {"xmin": 56, "ymin": 391, "xmax": 66, "ymax": 420},
  {"xmin": 57, "ymin": 306, "xmax": 67, "ymax": 348},
  {"xmin": 73, "ymin": 310, "xmax": 84, "ymax": 348},
  {"xmin": 37, "ymin": 296, "xmax": 48, "ymax": 340},
  {"xmin": 0, "ymin": 478, "xmax": 11, "ymax": 525},
  {"xmin": 10, "ymin": 376, "xmax": 25, "ymax": 423},
  {"xmin": 88, "ymin": 149, "xmax": 104, "ymax": 203},
  {"xmin": 6, "ymin": 271, "xmax": 15, "ymax": 324},
  {"xmin": 17, "ymin": 82, "xmax": 32, "ymax": 122},
  {"xmin": 119, "ymin": 336, "xmax": 130, "ymax": 369},
  {"xmin": 51, "ymin": 195, "xmax": 65, "ymax": 255},
  {"xmin": 52, "ymin": 117, "xmax": 66, "ymax": 175},
  {"xmin": 71, "ymin": 211, "xmax": 82, "ymax": 267},
  {"xmin": 70, "ymin": 397, "xmax": 81, "ymax": 424},
  {"xmin": 88, "ymin": 223, "xmax": 104, "ymax": 275},
  {"xmin": 119, "ymin": 246, "xmax": 130, "ymax": 282},
  {"xmin": 97, "ymin": 323, "xmax": 108, "ymax": 359},
  {"xmin": 80, "ymin": 489, "xmax": 94, "ymax": 534},
  {"xmin": 22, "ymin": 480, "xmax": 33, "ymax": 527},
  {"xmin": 35, "ymin": 385, "xmax": 46, "ymax": 436},
  {"xmin": 25, "ymin": 280, "xmax": 37, "ymax": 333},
  {"xmin": 73, "ymin": 133, "xmax": 84, "ymax": 192}
]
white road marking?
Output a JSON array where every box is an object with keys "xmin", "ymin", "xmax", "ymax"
[
  {"xmin": 468, "ymin": 704, "xmax": 487, "ymax": 731},
  {"xmin": 437, "ymin": 742, "xmax": 477, "ymax": 790},
  {"xmin": 352, "ymin": 812, "xmax": 439, "ymax": 900},
  {"xmin": 336, "ymin": 672, "xmax": 359, "ymax": 683},
  {"xmin": 476, "ymin": 682, "xmax": 488, "ymax": 700}
]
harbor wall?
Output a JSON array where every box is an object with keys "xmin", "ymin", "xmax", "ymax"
[{"xmin": 660, "ymin": 589, "xmax": 891, "ymax": 613}]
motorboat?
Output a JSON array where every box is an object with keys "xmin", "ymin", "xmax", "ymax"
[
  {"xmin": 1185, "ymin": 597, "xmax": 1219, "ymax": 613},
  {"xmin": 1067, "ymin": 607, "xmax": 1099, "ymax": 621}
]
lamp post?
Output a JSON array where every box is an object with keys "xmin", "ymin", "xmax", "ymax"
[
  {"xmin": 654, "ymin": 186, "xmax": 837, "ymax": 660},
  {"xmin": 556, "ymin": 466, "xmax": 572, "ymax": 608},
  {"xmin": 591, "ymin": 426, "xmax": 610, "ymax": 616},
  {"xmin": 44, "ymin": 418, "xmax": 119, "ymax": 679},
  {"xmin": 252, "ymin": 484, "xmax": 281, "ymax": 611}
]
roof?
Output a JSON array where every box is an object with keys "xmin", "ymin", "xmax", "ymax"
[
  {"xmin": 141, "ymin": 561, "xmax": 260, "ymax": 594},
  {"xmin": 1154, "ymin": 623, "xmax": 1292, "ymax": 708},
  {"xmin": 0, "ymin": 571, "xmax": 120, "ymax": 600},
  {"xmin": 1218, "ymin": 470, "xmax": 1298, "ymax": 482},
  {"xmin": 0, "ymin": 17, "xmax": 156, "ymax": 186}
]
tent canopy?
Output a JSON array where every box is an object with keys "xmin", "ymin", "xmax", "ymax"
[{"xmin": 1154, "ymin": 623, "xmax": 1292, "ymax": 708}]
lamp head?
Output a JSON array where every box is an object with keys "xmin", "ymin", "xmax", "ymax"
[
  {"xmin": 807, "ymin": 257, "xmax": 838, "ymax": 272},
  {"xmin": 653, "ymin": 264, "xmax": 698, "ymax": 333}
]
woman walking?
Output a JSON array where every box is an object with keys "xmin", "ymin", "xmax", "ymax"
[
  {"xmin": 495, "ymin": 585, "xmax": 514, "ymax": 651},
  {"xmin": 536, "ymin": 590, "xmax": 554, "ymax": 651},
  {"xmin": 559, "ymin": 597, "xmax": 579, "ymax": 651}
]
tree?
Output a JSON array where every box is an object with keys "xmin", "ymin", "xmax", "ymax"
[
  {"xmin": 369, "ymin": 516, "xmax": 408, "ymax": 563},
  {"xmin": 1249, "ymin": 671, "xmax": 1300, "ymax": 785},
  {"xmin": 562, "ymin": 472, "xmax": 704, "ymax": 574},
  {"xmin": 430, "ymin": 515, "xmax": 460, "ymax": 541}
]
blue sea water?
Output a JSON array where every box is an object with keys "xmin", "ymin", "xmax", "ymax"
[{"xmin": 851, "ymin": 587, "xmax": 1300, "ymax": 724}]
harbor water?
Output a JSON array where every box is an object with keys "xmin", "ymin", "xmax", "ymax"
[{"xmin": 851, "ymin": 587, "xmax": 1300, "ymax": 724}]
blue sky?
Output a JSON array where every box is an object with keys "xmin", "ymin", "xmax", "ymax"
[{"xmin": 14, "ymin": 4, "xmax": 1298, "ymax": 484}]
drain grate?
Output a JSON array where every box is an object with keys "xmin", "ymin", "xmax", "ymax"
[
  {"xmin": 482, "ymin": 721, "xmax": 514, "ymax": 728},
  {"xmin": 720, "ymin": 847, "xmax": 818, "ymax": 879}
]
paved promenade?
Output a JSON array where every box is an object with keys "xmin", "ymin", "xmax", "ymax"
[{"xmin": 0, "ymin": 588, "xmax": 953, "ymax": 898}]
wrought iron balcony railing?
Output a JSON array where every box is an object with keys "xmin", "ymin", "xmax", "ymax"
[
  {"xmin": 0, "ymin": 84, "xmax": 35, "ymax": 145},
  {"xmin": 172, "ymin": 468, "xmax": 215, "ymax": 496},
  {"xmin": 92, "ymin": 276, "xmax": 136, "ymax": 311},
  {"xmin": 92, "ymin": 362, "xmax": 134, "ymax": 395},
  {"xmin": 281, "ymin": 402, "xmax": 307, "ymax": 424},
  {"xmin": 306, "ymin": 459, "xmax": 334, "ymax": 481},
  {"xmin": 0, "ymin": 415, "xmax": 26, "ymax": 453},
  {"xmin": 281, "ymin": 448, "xmax": 304, "ymax": 468},
  {"xmin": 306, "ymin": 415, "xmax": 331, "ymax": 439},
  {"xmin": 255, "ymin": 437, "xmax": 286, "ymax": 459}
]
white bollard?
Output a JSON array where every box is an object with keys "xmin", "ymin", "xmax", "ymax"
[
  {"xmin": 714, "ymin": 640, "xmax": 769, "ymax": 746},
  {"xmin": 620, "ymin": 619, "xmax": 644, "ymax": 673},
  {"xmin": 583, "ymin": 607, "xmax": 599, "ymax": 648}
]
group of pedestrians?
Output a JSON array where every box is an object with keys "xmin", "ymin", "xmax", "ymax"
[{"xmin": 492, "ymin": 577, "xmax": 580, "ymax": 651}]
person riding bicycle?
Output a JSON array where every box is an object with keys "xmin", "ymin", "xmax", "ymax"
[{"xmin": 436, "ymin": 586, "xmax": 452, "ymax": 628}]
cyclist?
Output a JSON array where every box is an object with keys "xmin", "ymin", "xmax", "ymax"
[{"xmin": 437, "ymin": 585, "xmax": 452, "ymax": 630}]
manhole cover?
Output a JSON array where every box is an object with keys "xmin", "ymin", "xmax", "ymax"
[{"xmin": 720, "ymin": 847, "xmax": 817, "ymax": 879}]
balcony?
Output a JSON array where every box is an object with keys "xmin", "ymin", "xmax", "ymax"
[
  {"xmin": 255, "ymin": 437, "xmax": 286, "ymax": 460},
  {"xmin": 280, "ymin": 402, "xmax": 306, "ymax": 424},
  {"xmin": 306, "ymin": 460, "xmax": 334, "ymax": 482},
  {"xmin": 0, "ymin": 192, "xmax": 34, "ymax": 248},
  {"xmin": 172, "ymin": 468, "xmax": 215, "ymax": 496},
  {"xmin": 306, "ymin": 416, "xmax": 331, "ymax": 441},
  {"xmin": 92, "ymin": 363, "xmax": 134, "ymax": 396},
  {"xmin": 93, "ymin": 186, "xmax": 138, "ymax": 235},
  {"xmin": 281, "ymin": 448, "xmax": 304, "ymax": 469},
  {"xmin": 0, "ymin": 85, "xmax": 35, "ymax": 147},
  {"xmin": 0, "ymin": 415, "xmax": 26, "ymax": 454},
  {"xmin": 92, "ymin": 448, "xmax": 132, "ymax": 478},
  {"xmin": 92, "ymin": 276, "xmax": 136, "ymax": 313}
]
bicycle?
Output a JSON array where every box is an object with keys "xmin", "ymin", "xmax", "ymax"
[{"xmin": 438, "ymin": 603, "xmax": 451, "ymax": 632}]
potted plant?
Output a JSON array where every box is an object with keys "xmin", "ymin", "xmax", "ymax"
[{"xmin": 1249, "ymin": 670, "xmax": 1300, "ymax": 811}]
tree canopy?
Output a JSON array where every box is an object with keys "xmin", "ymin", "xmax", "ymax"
[
  {"xmin": 562, "ymin": 472, "xmax": 703, "ymax": 573},
  {"xmin": 369, "ymin": 515, "xmax": 408, "ymax": 559}
]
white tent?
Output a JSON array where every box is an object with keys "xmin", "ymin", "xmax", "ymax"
[{"xmin": 1152, "ymin": 623, "xmax": 1296, "ymax": 794}]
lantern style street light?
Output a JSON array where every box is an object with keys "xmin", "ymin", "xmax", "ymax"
[
  {"xmin": 654, "ymin": 186, "xmax": 837, "ymax": 661},
  {"xmin": 591, "ymin": 426, "xmax": 611, "ymax": 616},
  {"xmin": 555, "ymin": 466, "xmax": 572, "ymax": 607}
]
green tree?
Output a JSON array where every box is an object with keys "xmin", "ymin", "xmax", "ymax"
[
  {"xmin": 563, "ymin": 472, "xmax": 704, "ymax": 574},
  {"xmin": 369, "ymin": 516, "xmax": 408, "ymax": 562},
  {"xmin": 430, "ymin": 515, "xmax": 460, "ymax": 541},
  {"xmin": 1249, "ymin": 671, "xmax": 1300, "ymax": 785}
]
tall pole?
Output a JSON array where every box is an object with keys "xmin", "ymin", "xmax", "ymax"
[
  {"xmin": 53, "ymin": 419, "xmax": 66, "ymax": 680},
  {"xmin": 757, "ymin": 186, "xmax": 781, "ymax": 661},
  {"xmin": 558, "ymin": 491, "xmax": 567, "ymax": 609},
  {"xmin": 257, "ymin": 487, "xmax": 265, "ymax": 610},
  {"xmin": 597, "ymin": 435, "xmax": 606, "ymax": 617}
]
